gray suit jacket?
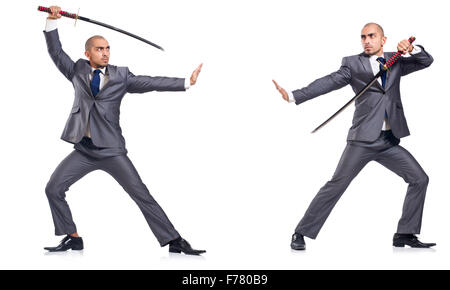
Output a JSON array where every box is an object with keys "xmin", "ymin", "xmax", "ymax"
[
  {"xmin": 44, "ymin": 29, "xmax": 186, "ymax": 148},
  {"xmin": 293, "ymin": 47, "xmax": 433, "ymax": 142}
]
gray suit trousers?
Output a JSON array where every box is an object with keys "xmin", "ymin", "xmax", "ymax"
[
  {"xmin": 45, "ymin": 150, "xmax": 180, "ymax": 246},
  {"xmin": 295, "ymin": 130, "xmax": 429, "ymax": 239}
]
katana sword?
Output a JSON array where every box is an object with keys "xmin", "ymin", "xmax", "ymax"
[
  {"xmin": 311, "ymin": 36, "xmax": 416, "ymax": 134},
  {"xmin": 38, "ymin": 6, "xmax": 164, "ymax": 51}
]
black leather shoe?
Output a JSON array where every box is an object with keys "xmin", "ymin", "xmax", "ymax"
[
  {"xmin": 44, "ymin": 235, "xmax": 84, "ymax": 252},
  {"xmin": 169, "ymin": 237, "xmax": 206, "ymax": 255},
  {"xmin": 291, "ymin": 233, "xmax": 306, "ymax": 250},
  {"xmin": 393, "ymin": 233, "xmax": 436, "ymax": 248}
]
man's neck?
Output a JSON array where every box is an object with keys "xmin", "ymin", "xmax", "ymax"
[
  {"xmin": 374, "ymin": 49, "xmax": 384, "ymax": 57},
  {"xmin": 89, "ymin": 61, "xmax": 106, "ymax": 70}
]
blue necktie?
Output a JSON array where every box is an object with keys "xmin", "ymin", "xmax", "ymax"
[
  {"xmin": 377, "ymin": 57, "xmax": 389, "ymax": 121},
  {"xmin": 377, "ymin": 57, "xmax": 386, "ymax": 89},
  {"xmin": 91, "ymin": 69, "xmax": 101, "ymax": 97}
]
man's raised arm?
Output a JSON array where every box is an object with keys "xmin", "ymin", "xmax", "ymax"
[
  {"xmin": 43, "ymin": 6, "xmax": 75, "ymax": 81},
  {"xmin": 397, "ymin": 40, "xmax": 434, "ymax": 77}
]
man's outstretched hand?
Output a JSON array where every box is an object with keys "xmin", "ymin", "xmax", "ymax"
[
  {"xmin": 190, "ymin": 63, "xmax": 203, "ymax": 86},
  {"xmin": 47, "ymin": 6, "xmax": 61, "ymax": 20},
  {"xmin": 272, "ymin": 80, "xmax": 289, "ymax": 102}
]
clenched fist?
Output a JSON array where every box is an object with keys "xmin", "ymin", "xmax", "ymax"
[
  {"xmin": 47, "ymin": 6, "xmax": 61, "ymax": 20},
  {"xmin": 397, "ymin": 39, "xmax": 414, "ymax": 55}
]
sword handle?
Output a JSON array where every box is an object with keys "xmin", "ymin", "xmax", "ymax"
[
  {"xmin": 385, "ymin": 36, "xmax": 416, "ymax": 69},
  {"xmin": 37, "ymin": 6, "xmax": 78, "ymax": 19}
]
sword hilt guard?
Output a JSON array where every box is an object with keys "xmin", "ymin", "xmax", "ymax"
[
  {"xmin": 385, "ymin": 36, "xmax": 416, "ymax": 70},
  {"xmin": 74, "ymin": 8, "xmax": 80, "ymax": 27},
  {"xmin": 38, "ymin": 6, "xmax": 78, "ymax": 20},
  {"xmin": 377, "ymin": 59, "xmax": 389, "ymax": 72}
]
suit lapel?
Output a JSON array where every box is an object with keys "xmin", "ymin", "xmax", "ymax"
[
  {"xmin": 359, "ymin": 53, "xmax": 372, "ymax": 75},
  {"xmin": 81, "ymin": 60, "xmax": 94, "ymax": 98},
  {"xmin": 96, "ymin": 64, "xmax": 114, "ymax": 98},
  {"xmin": 359, "ymin": 53, "xmax": 384, "ymax": 91}
]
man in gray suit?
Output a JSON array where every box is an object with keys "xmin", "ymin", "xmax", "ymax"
[
  {"xmin": 42, "ymin": 6, "xmax": 205, "ymax": 255},
  {"xmin": 273, "ymin": 23, "xmax": 435, "ymax": 249}
]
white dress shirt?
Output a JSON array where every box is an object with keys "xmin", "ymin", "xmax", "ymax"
[
  {"xmin": 45, "ymin": 18, "xmax": 192, "ymax": 137},
  {"xmin": 369, "ymin": 53, "xmax": 391, "ymax": 130},
  {"xmin": 84, "ymin": 67, "xmax": 107, "ymax": 137},
  {"xmin": 287, "ymin": 46, "xmax": 422, "ymax": 131}
]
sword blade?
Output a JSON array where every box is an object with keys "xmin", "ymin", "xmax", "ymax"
[
  {"xmin": 311, "ymin": 71, "xmax": 382, "ymax": 133},
  {"xmin": 77, "ymin": 16, "xmax": 164, "ymax": 51},
  {"xmin": 37, "ymin": 6, "xmax": 164, "ymax": 51}
]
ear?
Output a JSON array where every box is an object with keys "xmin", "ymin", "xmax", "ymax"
[
  {"xmin": 84, "ymin": 51, "xmax": 89, "ymax": 59},
  {"xmin": 381, "ymin": 36, "xmax": 387, "ymax": 46}
]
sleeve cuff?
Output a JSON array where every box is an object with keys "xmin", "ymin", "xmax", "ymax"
[
  {"xmin": 288, "ymin": 91, "xmax": 295, "ymax": 103},
  {"xmin": 410, "ymin": 45, "xmax": 422, "ymax": 55},
  {"xmin": 45, "ymin": 19, "xmax": 58, "ymax": 32},
  {"xmin": 184, "ymin": 77, "xmax": 191, "ymax": 90}
]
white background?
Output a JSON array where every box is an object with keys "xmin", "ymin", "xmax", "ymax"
[{"xmin": 0, "ymin": 0, "xmax": 448, "ymax": 269}]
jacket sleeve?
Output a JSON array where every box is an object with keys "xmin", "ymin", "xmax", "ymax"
[
  {"xmin": 400, "ymin": 45, "xmax": 434, "ymax": 76},
  {"xmin": 126, "ymin": 68, "xmax": 186, "ymax": 94},
  {"xmin": 293, "ymin": 57, "xmax": 352, "ymax": 105},
  {"xmin": 43, "ymin": 29, "xmax": 75, "ymax": 81}
]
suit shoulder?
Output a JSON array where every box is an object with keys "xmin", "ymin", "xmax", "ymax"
[
  {"xmin": 74, "ymin": 59, "xmax": 86, "ymax": 65},
  {"xmin": 73, "ymin": 59, "xmax": 88, "ymax": 70},
  {"xmin": 109, "ymin": 64, "xmax": 129, "ymax": 73},
  {"xmin": 338, "ymin": 54, "xmax": 359, "ymax": 66},
  {"xmin": 345, "ymin": 54, "xmax": 362, "ymax": 60},
  {"xmin": 115, "ymin": 65, "xmax": 128, "ymax": 71},
  {"xmin": 109, "ymin": 65, "xmax": 129, "ymax": 79}
]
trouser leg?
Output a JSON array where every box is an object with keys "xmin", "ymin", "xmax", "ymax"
[
  {"xmin": 45, "ymin": 150, "xmax": 99, "ymax": 235},
  {"xmin": 100, "ymin": 154, "xmax": 180, "ymax": 246},
  {"xmin": 295, "ymin": 143, "xmax": 373, "ymax": 239},
  {"xmin": 375, "ymin": 145, "xmax": 429, "ymax": 234}
]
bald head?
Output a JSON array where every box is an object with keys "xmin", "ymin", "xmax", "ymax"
[
  {"xmin": 362, "ymin": 23, "xmax": 384, "ymax": 37},
  {"xmin": 85, "ymin": 35, "xmax": 107, "ymax": 51}
]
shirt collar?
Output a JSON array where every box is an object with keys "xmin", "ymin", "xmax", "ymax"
[
  {"xmin": 91, "ymin": 66, "xmax": 107, "ymax": 75},
  {"xmin": 370, "ymin": 53, "xmax": 385, "ymax": 63}
]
